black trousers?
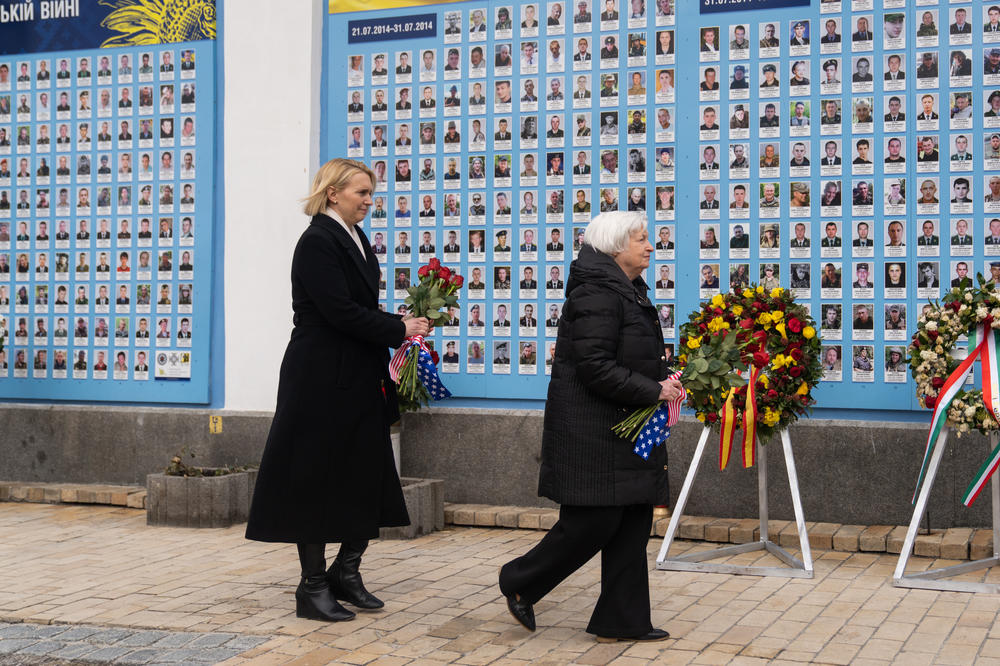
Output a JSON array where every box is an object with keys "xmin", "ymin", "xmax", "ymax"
[{"xmin": 499, "ymin": 504, "xmax": 654, "ymax": 637}]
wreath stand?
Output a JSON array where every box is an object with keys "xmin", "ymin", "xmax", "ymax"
[
  {"xmin": 893, "ymin": 430, "xmax": 1000, "ymax": 593},
  {"xmin": 656, "ymin": 426, "xmax": 814, "ymax": 578}
]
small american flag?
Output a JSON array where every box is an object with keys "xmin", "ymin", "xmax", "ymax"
[{"xmin": 633, "ymin": 370, "xmax": 685, "ymax": 460}]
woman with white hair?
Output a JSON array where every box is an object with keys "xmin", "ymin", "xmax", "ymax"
[{"xmin": 499, "ymin": 211, "xmax": 682, "ymax": 643}]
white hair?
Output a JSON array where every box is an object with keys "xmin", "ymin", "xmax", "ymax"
[{"xmin": 584, "ymin": 211, "xmax": 647, "ymax": 255}]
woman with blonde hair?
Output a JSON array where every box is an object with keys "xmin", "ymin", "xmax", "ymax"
[{"xmin": 247, "ymin": 158, "xmax": 429, "ymax": 622}]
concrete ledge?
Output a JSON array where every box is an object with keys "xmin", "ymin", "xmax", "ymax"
[
  {"xmin": 379, "ymin": 477, "xmax": 445, "ymax": 540},
  {"xmin": 0, "ymin": 481, "xmax": 146, "ymax": 508},
  {"xmin": 146, "ymin": 470, "xmax": 257, "ymax": 528},
  {"xmin": 443, "ymin": 502, "xmax": 995, "ymax": 562}
]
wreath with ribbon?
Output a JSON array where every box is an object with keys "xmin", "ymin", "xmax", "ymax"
[
  {"xmin": 909, "ymin": 275, "xmax": 1000, "ymax": 507},
  {"xmin": 679, "ymin": 286, "xmax": 823, "ymax": 470}
]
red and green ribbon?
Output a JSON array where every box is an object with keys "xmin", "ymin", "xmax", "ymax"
[{"xmin": 913, "ymin": 324, "xmax": 1000, "ymax": 506}]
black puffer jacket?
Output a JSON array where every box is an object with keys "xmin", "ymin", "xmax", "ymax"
[{"xmin": 538, "ymin": 244, "xmax": 671, "ymax": 506}]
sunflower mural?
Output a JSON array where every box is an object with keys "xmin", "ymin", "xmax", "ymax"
[{"xmin": 99, "ymin": 0, "xmax": 216, "ymax": 47}]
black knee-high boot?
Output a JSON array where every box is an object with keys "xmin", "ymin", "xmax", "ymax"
[
  {"xmin": 295, "ymin": 543, "xmax": 355, "ymax": 622},
  {"xmin": 327, "ymin": 540, "xmax": 384, "ymax": 610}
]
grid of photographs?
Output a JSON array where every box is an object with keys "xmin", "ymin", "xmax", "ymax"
[
  {"xmin": 694, "ymin": 1, "xmax": 1000, "ymax": 389},
  {"xmin": 0, "ymin": 46, "xmax": 206, "ymax": 385},
  {"xmin": 332, "ymin": 0, "xmax": 1000, "ymax": 404},
  {"xmin": 345, "ymin": 0, "xmax": 678, "ymax": 378}
]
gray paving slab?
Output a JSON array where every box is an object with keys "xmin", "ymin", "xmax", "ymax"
[
  {"xmin": 85, "ymin": 628, "xmax": 134, "ymax": 645},
  {"xmin": 83, "ymin": 645, "xmax": 134, "ymax": 661},
  {"xmin": 116, "ymin": 647, "xmax": 168, "ymax": 664},
  {"xmin": 148, "ymin": 632, "xmax": 200, "ymax": 648},
  {"xmin": 0, "ymin": 624, "xmax": 43, "ymax": 639},
  {"xmin": 16, "ymin": 640, "xmax": 65, "ymax": 656},
  {"xmin": 0, "ymin": 638, "xmax": 41, "ymax": 654},
  {"xmin": 222, "ymin": 635, "xmax": 269, "ymax": 651},
  {"xmin": 116, "ymin": 630, "xmax": 171, "ymax": 647},
  {"xmin": 186, "ymin": 632, "xmax": 237, "ymax": 649}
]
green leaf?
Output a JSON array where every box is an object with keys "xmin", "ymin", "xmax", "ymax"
[
  {"xmin": 693, "ymin": 358, "xmax": 710, "ymax": 374},
  {"xmin": 708, "ymin": 359, "xmax": 724, "ymax": 373},
  {"xmin": 426, "ymin": 310, "xmax": 442, "ymax": 319}
]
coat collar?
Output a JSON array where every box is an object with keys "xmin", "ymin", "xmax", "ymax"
[{"xmin": 311, "ymin": 213, "xmax": 379, "ymax": 298}]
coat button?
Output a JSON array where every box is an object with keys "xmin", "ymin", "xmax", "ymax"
[
  {"xmin": 663, "ymin": 465, "xmax": 668, "ymax": 471},
  {"xmin": 660, "ymin": 355, "xmax": 666, "ymax": 360}
]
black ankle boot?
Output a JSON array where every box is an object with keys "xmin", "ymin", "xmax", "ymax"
[
  {"xmin": 327, "ymin": 540, "xmax": 384, "ymax": 610},
  {"xmin": 295, "ymin": 575, "xmax": 356, "ymax": 622},
  {"xmin": 295, "ymin": 543, "xmax": 355, "ymax": 622}
]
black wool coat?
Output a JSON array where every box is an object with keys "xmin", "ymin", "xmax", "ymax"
[
  {"xmin": 538, "ymin": 244, "xmax": 671, "ymax": 506},
  {"xmin": 246, "ymin": 214, "xmax": 409, "ymax": 543}
]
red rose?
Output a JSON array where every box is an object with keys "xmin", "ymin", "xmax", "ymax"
[
  {"xmin": 752, "ymin": 301, "xmax": 764, "ymax": 311},
  {"xmin": 430, "ymin": 350, "xmax": 440, "ymax": 364},
  {"xmin": 789, "ymin": 366, "xmax": 802, "ymax": 377},
  {"xmin": 753, "ymin": 331, "xmax": 768, "ymax": 345},
  {"xmin": 752, "ymin": 350, "xmax": 770, "ymax": 368},
  {"xmin": 450, "ymin": 274, "xmax": 464, "ymax": 288},
  {"xmin": 417, "ymin": 265, "xmax": 430, "ymax": 278},
  {"xmin": 950, "ymin": 301, "xmax": 962, "ymax": 312},
  {"xmin": 428, "ymin": 258, "xmax": 441, "ymax": 270},
  {"xmin": 928, "ymin": 330, "xmax": 939, "ymax": 340},
  {"xmin": 790, "ymin": 348, "xmax": 803, "ymax": 361},
  {"xmin": 438, "ymin": 266, "xmax": 451, "ymax": 281},
  {"xmin": 767, "ymin": 389, "xmax": 778, "ymax": 399},
  {"xmin": 739, "ymin": 318, "xmax": 755, "ymax": 329},
  {"xmin": 924, "ymin": 395, "xmax": 937, "ymax": 409},
  {"xmin": 787, "ymin": 318, "xmax": 802, "ymax": 333},
  {"xmin": 774, "ymin": 301, "xmax": 786, "ymax": 311},
  {"xmin": 931, "ymin": 377, "xmax": 945, "ymax": 389},
  {"xmin": 705, "ymin": 412, "xmax": 718, "ymax": 423}
]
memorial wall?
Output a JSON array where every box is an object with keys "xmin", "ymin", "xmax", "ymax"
[
  {"xmin": 0, "ymin": 0, "xmax": 218, "ymax": 403},
  {"xmin": 327, "ymin": 0, "xmax": 1000, "ymax": 412}
]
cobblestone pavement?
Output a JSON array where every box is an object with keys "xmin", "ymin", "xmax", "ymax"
[{"xmin": 4, "ymin": 504, "xmax": 1000, "ymax": 664}]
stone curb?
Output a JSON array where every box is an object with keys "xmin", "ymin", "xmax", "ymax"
[
  {"xmin": 0, "ymin": 482, "xmax": 146, "ymax": 509},
  {"xmin": 444, "ymin": 502, "xmax": 994, "ymax": 561}
]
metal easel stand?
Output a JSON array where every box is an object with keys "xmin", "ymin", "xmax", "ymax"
[
  {"xmin": 893, "ymin": 430, "xmax": 1000, "ymax": 593},
  {"xmin": 656, "ymin": 426, "xmax": 813, "ymax": 578}
]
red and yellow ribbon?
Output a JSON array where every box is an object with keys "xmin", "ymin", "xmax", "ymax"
[
  {"xmin": 717, "ymin": 366, "xmax": 761, "ymax": 470},
  {"xmin": 718, "ymin": 391, "xmax": 737, "ymax": 470}
]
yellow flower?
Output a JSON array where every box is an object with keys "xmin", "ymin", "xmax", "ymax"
[
  {"xmin": 707, "ymin": 316, "xmax": 731, "ymax": 333},
  {"xmin": 756, "ymin": 312, "xmax": 773, "ymax": 327},
  {"xmin": 743, "ymin": 288, "xmax": 754, "ymax": 299},
  {"xmin": 796, "ymin": 381, "xmax": 809, "ymax": 395},
  {"xmin": 711, "ymin": 294, "xmax": 726, "ymax": 309},
  {"xmin": 759, "ymin": 374, "xmax": 770, "ymax": 389},
  {"xmin": 803, "ymin": 326, "xmax": 815, "ymax": 339},
  {"xmin": 756, "ymin": 285, "xmax": 765, "ymax": 294},
  {"xmin": 770, "ymin": 287, "xmax": 784, "ymax": 298},
  {"xmin": 770, "ymin": 310, "xmax": 784, "ymax": 322},
  {"xmin": 696, "ymin": 412, "xmax": 706, "ymax": 422},
  {"xmin": 775, "ymin": 322, "xmax": 788, "ymax": 341},
  {"xmin": 687, "ymin": 336, "xmax": 702, "ymax": 350},
  {"xmin": 763, "ymin": 407, "xmax": 781, "ymax": 427},
  {"xmin": 731, "ymin": 305, "xmax": 744, "ymax": 317},
  {"xmin": 679, "ymin": 354, "xmax": 687, "ymax": 364}
]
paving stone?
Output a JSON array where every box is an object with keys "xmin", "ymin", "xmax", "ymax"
[
  {"xmin": 55, "ymin": 626, "xmax": 102, "ymax": 641},
  {"xmin": 859, "ymin": 525, "xmax": 893, "ymax": 552},
  {"xmin": 0, "ymin": 625, "xmax": 42, "ymax": 639},
  {"xmin": 832, "ymin": 525, "xmax": 866, "ymax": 552},
  {"xmin": 117, "ymin": 647, "xmax": 172, "ymax": 664},
  {"xmin": 0, "ymin": 639, "xmax": 39, "ymax": 653},
  {"xmin": 705, "ymin": 519, "xmax": 740, "ymax": 543},
  {"xmin": 914, "ymin": 530, "xmax": 944, "ymax": 558},
  {"xmin": 187, "ymin": 632, "xmax": 238, "ymax": 649},
  {"xmin": 50, "ymin": 642, "xmax": 100, "ymax": 659},
  {"xmin": 887, "ymin": 526, "xmax": 909, "ymax": 554},
  {"xmin": 778, "ymin": 521, "xmax": 811, "ymax": 549},
  {"xmin": 808, "ymin": 523, "xmax": 840, "ymax": 551},
  {"xmin": 16, "ymin": 640, "xmax": 65, "ymax": 656},
  {"xmin": 940, "ymin": 528, "xmax": 974, "ymax": 560},
  {"xmin": 117, "ymin": 630, "xmax": 171, "ymax": 647},
  {"xmin": 971, "ymin": 529, "xmax": 994, "ymax": 560},
  {"xmin": 678, "ymin": 516, "xmax": 714, "ymax": 540},
  {"xmin": 84, "ymin": 646, "xmax": 134, "ymax": 662},
  {"xmin": 149, "ymin": 632, "xmax": 200, "ymax": 648},
  {"xmin": 730, "ymin": 519, "xmax": 759, "ymax": 544},
  {"xmin": 86, "ymin": 628, "xmax": 134, "ymax": 644},
  {"xmin": 222, "ymin": 635, "xmax": 270, "ymax": 651}
]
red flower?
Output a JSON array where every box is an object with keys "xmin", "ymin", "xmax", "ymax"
[
  {"xmin": 450, "ymin": 274, "xmax": 464, "ymax": 288},
  {"xmin": 705, "ymin": 412, "xmax": 719, "ymax": 423},
  {"xmin": 438, "ymin": 266, "xmax": 451, "ymax": 281},
  {"xmin": 787, "ymin": 318, "xmax": 802, "ymax": 333},
  {"xmin": 790, "ymin": 348, "xmax": 803, "ymax": 362},
  {"xmin": 752, "ymin": 350, "xmax": 770, "ymax": 368},
  {"xmin": 925, "ymin": 395, "xmax": 937, "ymax": 409},
  {"xmin": 931, "ymin": 377, "xmax": 945, "ymax": 389},
  {"xmin": 427, "ymin": 257, "xmax": 441, "ymax": 271},
  {"xmin": 417, "ymin": 265, "xmax": 430, "ymax": 278},
  {"xmin": 767, "ymin": 389, "xmax": 778, "ymax": 399},
  {"xmin": 430, "ymin": 350, "xmax": 440, "ymax": 364},
  {"xmin": 739, "ymin": 318, "xmax": 755, "ymax": 329},
  {"xmin": 789, "ymin": 366, "xmax": 802, "ymax": 377},
  {"xmin": 753, "ymin": 330, "xmax": 768, "ymax": 345},
  {"xmin": 928, "ymin": 330, "xmax": 939, "ymax": 340}
]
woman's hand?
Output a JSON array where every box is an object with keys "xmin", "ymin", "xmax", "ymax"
[
  {"xmin": 658, "ymin": 377, "xmax": 683, "ymax": 402},
  {"xmin": 403, "ymin": 316, "xmax": 431, "ymax": 337}
]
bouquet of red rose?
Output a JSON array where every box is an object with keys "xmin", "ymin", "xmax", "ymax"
[{"xmin": 389, "ymin": 258, "xmax": 464, "ymax": 408}]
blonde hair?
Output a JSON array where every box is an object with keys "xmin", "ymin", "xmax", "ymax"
[{"xmin": 302, "ymin": 158, "xmax": 375, "ymax": 216}]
